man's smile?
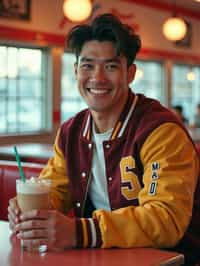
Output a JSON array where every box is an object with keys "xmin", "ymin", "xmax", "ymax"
[{"xmin": 87, "ymin": 88, "xmax": 112, "ymax": 95}]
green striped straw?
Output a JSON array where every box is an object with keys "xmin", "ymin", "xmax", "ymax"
[{"xmin": 14, "ymin": 146, "xmax": 26, "ymax": 182}]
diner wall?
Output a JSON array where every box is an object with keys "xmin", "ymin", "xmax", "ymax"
[
  {"xmin": 0, "ymin": 0, "xmax": 199, "ymax": 55},
  {"xmin": 0, "ymin": 0, "xmax": 200, "ymax": 145}
]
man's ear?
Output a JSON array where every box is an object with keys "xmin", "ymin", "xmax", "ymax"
[{"xmin": 128, "ymin": 64, "xmax": 136, "ymax": 84}]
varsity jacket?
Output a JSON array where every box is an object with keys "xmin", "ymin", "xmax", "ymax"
[{"xmin": 40, "ymin": 90, "xmax": 200, "ymax": 259}]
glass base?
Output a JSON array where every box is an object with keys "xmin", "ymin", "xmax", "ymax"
[{"xmin": 21, "ymin": 243, "xmax": 47, "ymax": 253}]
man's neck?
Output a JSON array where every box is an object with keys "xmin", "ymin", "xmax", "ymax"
[
  {"xmin": 91, "ymin": 103, "xmax": 126, "ymax": 133},
  {"xmin": 91, "ymin": 113, "xmax": 115, "ymax": 133},
  {"xmin": 90, "ymin": 90, "xmax": 129, "ymax": 133}
]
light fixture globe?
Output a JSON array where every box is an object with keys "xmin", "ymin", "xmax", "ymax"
[
  {"xmin": 187, "ymin": 71, "xmax": 196, "ymax": 81},
  {"xmin": 163, "ymin": 17, "xmax": 187, "ymax": 41},
  {"xmin": 63, "ymin": 0, "xmax": 92, "ymax": 22}
]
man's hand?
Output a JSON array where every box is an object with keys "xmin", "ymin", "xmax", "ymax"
[
  {"xmin": 14, "ymin": 210, "xmax": 76, "ymax": 250},
  {"xmin": 8, "ymin": 197, "xmax": 21, "ymax": 232}
]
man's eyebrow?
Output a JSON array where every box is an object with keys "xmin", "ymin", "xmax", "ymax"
[
  {"xmin": 79, "ymin": 57, "xmax": 120, "ymax": 63},
  {"xmin": 79, "ymin": 57, "xmax": 93, "ymax": 62}
]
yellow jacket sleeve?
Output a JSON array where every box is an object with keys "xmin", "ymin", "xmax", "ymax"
[
  {"xmin": 93, "ymin": 123, "xmax": 199, "ymax": 248},
  {"xmin": 39, "ymin": 130, "xmax": 72, "ymax": 214}
]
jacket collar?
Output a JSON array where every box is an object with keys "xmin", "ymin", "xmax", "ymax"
[{"xmin": 82, "ymin": 89, "xmax": 138, "ymax": 141}]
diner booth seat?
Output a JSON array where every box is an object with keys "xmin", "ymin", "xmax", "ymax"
[
  {"xmin": 0, "ymin": 160, "xmax": 45, "ymax": 221},
  {"xmin": 196, "ymin": 143, "xmax": 200, "ymax": 155}
]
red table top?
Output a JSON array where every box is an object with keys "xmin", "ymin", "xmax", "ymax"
[{"xmin": 0, "ymin": 221, "xmax": 184, "ymax": 266}]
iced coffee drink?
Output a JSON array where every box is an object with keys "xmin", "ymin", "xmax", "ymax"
[{"xmin": 16, "ymin": 178, "xmax": 51, "ymax": 252}]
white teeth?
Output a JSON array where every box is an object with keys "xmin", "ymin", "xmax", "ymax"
[{"xmin": 90, "ymin": 89, "xmax": 108, "ymax": 94}]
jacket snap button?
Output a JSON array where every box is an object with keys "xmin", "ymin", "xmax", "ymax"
[{"xmin": 81, "ymin": 172, "xmax": 86, "ymax": 178}]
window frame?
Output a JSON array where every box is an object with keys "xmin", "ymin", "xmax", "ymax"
[
  {"xmin": 171, "ymin": 62, "xmax": 200, "ymax": 123},
  {"xmin": 0, "ymin": 42, "xmax": 52, "ymax": 136}
]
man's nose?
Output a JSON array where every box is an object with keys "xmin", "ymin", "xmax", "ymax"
[{"xmin": 92, "ymin": 65, "xmax": 106, "ymax": 81}]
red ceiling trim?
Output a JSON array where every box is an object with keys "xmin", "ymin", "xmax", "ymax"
[
  {"xmin": 0, "ymin": 25, "xmax": 65, "ymax": 46},
  {"xmin": 139, "ymin": 48, "xmax": 200, "ymax": 64},
  {"xmin": 121, "ymin": 0, "xmax": 200, "ymax": 20}
]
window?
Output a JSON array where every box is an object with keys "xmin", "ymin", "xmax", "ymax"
[
  {"xmin": 61, "ymin": 53, "xmax": 87, "ymax": 122},
  {"xmin": 0, "ymin": 45, "xmax": 50, "ymax": 134},
  {"xmin": 171, "ymin": 64, "xmax": 200, "ymax": 123},
  {"xmin": 130, "ymin": 60, "xmax": 165, "ymax": 104}
]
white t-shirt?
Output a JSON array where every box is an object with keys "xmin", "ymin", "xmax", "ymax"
[{"xmin": 88, "ymin": 125, "xmax": 112, "ymax": 211}]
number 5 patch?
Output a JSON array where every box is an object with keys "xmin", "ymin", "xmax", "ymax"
[{"xmin": 120, "ymin": 156, "xmax": 141, "ymax": 200}]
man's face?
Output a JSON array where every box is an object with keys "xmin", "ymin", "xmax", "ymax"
[{"xmin": 74, "ymin": 40, "xmax": 135, "ymax": 116}]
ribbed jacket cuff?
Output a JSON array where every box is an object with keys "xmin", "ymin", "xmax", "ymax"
[{"xmin": 75, "ymin": 218, "xmax": 102, "ymax": 248}]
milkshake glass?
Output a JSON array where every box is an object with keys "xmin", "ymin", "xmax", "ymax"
[{"xmin": 16, "ymin": 178, "xmax": 51, "ymax": 252}]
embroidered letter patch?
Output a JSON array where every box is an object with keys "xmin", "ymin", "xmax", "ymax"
[
  {"xmin": 151, "ymin": 162, "xmax": 160, "ymax": 180},
  {"xmin": 148, "ymin": 181, "xmax": 157, "ymax": 195},
  {"xmin": 152, "ymin": 162, "xmax": 160, "ymax": 171}
]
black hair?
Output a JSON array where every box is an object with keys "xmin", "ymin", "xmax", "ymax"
[
  {"xmin": 173, "ymin": 105, "xmax": 183, "ymax": 113},
  {"xmin": 66, "ymin": 13, "xmax": 141, "ymax": 67}
]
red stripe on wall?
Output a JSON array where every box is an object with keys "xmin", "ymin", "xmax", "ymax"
[
  {"xmin": 0, "ymin": 25, "xmax": 200, "ymax": 64},
  {"xmin": 121, "ymin": 0, "xmax": 200, "ymax": 21},
  {"xmin": 139, "ymin": 48, "xmax": 200, "ymax": 64},
  {"xmin": 0, "ymin": 25, "xmax": 65, "ymax": 46}
]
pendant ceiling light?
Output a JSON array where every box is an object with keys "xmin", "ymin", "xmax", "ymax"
[
  {"xmin": 186, "ymin": 69, "xmax": 196, "ymax": 81},
  {"xmin": 63, "ymin": 0, "xmax": 93, "ymax": 22},
  {"xmin": 162, "ymin": 0, "xmax": 187, "ymax": 41}
]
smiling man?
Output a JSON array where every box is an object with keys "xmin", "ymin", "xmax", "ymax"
[
  {"xmin": 75, "ymin": 40, "xmax": 135, "ymax": 133},
  {"xmin": 8, "ymin": 13, "xmax": 200, "ymax": 265}
]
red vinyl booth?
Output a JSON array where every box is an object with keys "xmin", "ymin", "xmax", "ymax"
[
  {"xmin": 0, "ymin": 160, "xmax": 45, "ymax": 221},
  {"xmin": 196, "ymin": 143, "xmax": 200, "ymax": 155}
]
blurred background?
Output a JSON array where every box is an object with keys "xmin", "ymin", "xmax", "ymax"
[{"xmin": 0, "ymin": 0, "xmax": 200, "ymax": 147}]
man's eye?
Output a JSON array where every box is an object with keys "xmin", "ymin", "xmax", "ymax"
[
  {"xmin": 80, "ymin": 64, "xmax": 93, "ymax": 70},
  {"xmin": 106, "ymin": 64, "xmax": 118, "ymax": 70}
]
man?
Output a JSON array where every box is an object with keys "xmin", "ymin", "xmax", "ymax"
[
  {"xmin": 8, "ymin": 13, "xmax": 200, "ymax": 265},
  {"xmin": 171, "ymin": 105, "xmax": 188, "ymax": 125},
  {"xmin": 193, "ymin": 103, "xmax": 200, "ymax": 128}
]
